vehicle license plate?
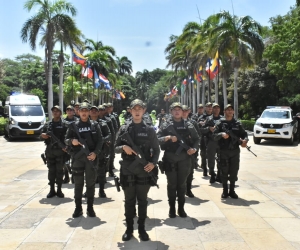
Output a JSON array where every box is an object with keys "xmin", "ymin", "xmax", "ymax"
[
  {"xmin": 27, "ymin": 130, "xmax": 34, "ymax": 134},
  {"xmin": 267, "ymin": 129, "xmax": 276, "ymax": 134}
]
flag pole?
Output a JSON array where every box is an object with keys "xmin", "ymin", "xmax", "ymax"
[{"xmin": 71, "ymin": 49, "xmax": 74, "ymax": 104}]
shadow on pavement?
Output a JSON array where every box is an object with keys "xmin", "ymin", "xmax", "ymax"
[
  {"xmin": 221, "ymin": 197, "xmax": 259, "ymax": 207},
  {"xmin": 185, "ymin": 197, "xmax": 209, "ymax": 206},
  {"xmin": 148, "ymin": 198, "xmax": 163, "ymax": 205},
  {"xmin": 162, "ymin": 217, "xmax": 211, "ymax": 230},
  {"xmin": 39, "ymin": 197, "xmax": 73, "ymax": 205},
  {"xmin": 190, "ymin": 218, "xmax": 211, "ymax": 228},
  {"xmin": 93, "ymin": 197, "xmax": 115, "ymax": 205},
  {"xmin": 66, "ymin": 216, "xmax": 106, "ymax": 230},
  {"xmin": 117, "ymin": 240, "xmax": 169, "ymax": 250}
]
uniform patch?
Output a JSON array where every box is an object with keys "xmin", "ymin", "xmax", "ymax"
[
  {"xmin": 137, "ymin": 132, "xmax": 148, "ymax": 137},
  {"xmin": 79, "ymin": 127, "xmax": 91, "ymax": 132}
]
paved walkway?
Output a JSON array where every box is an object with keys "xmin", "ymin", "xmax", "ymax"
[{"xmin": 0, "ymin": 136, "xmax": 300, "ymax": 250}]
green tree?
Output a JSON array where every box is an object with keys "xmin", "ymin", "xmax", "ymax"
[
  {"xmin": 21, "ymin": 0, "xmax": 77, "ymax": 119},
  {"xmin": 115, "ymin": 56, "xmax": 133, "ymax": 75},
  {"xmin": 206, "ymin": 11, "xmax": 264, "ymax": 117}
]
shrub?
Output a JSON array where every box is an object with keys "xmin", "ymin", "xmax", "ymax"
[
  {"xmin": 0, "ymin": 117, "xmax": 7, "ymax": 135},
  {"xmin": 241, "ymin": 120, "xmax": 255, "ymax": 131}
]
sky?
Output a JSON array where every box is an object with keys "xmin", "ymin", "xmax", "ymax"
[{"xmin": 0, "ymin": 0, "xmax": 296, "ymax": 74}]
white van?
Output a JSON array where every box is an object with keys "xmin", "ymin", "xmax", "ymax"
[{"xmin": 4, "ymin": 94, "xmax": 46, "ymax": 139}]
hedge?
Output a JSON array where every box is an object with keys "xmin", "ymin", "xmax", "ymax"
[
  {"xmin": 0, "ymin": 117, "xmax": 7, "ymax": 135},
  {"xmin": 241, "ymin": 120, "xmax": 255, "ymax": 131}
]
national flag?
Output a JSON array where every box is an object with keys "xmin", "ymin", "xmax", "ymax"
[
  {"xmin": 206, "ymin": 59, "xmax": 215, "ymax": 79},
  {"xmin": 171, "ymin": 86, "xmax": 178, "ymax": 95},
  {"xmin": 120, "ymin": 91, "xmax": 126, "ymax": 99},
  {"xmin": 72, "ymin": 48, "xmax": 86, "ymax": 66},
  {"xmin": 210, "ymin": 51, "xmax": 220, "ymax": 79},
  {"xmin": 94, "ymin": 69, "xmax": 100, "ymax": 89},
  {"xmin": 99, "ymin": 74, "xmax": 111, "ymax": 90},
  {"xmin": 182, "ymin": 78, "xmax": 187, "ymax": 85},
  {"xmin": 197, "ymin": 66, "xmax": 203, "ymax": 82},
  {"xmin": 81, "ymin": 66, "xmax": 93, "ymax": 79},
  {"xmin": 115, "ymin": 90, "xmax": 121, "ymax": 100}
]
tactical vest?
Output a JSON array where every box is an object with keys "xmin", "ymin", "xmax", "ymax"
[
  {"xmin": 74, "ymin": 120, "xmax": 98, "ymax": 151},
  {"xmin": 218, "ymin": 118, "xmax": 241, "ymax": 150},
  {"xmin": 45, "ymin": 119, "xmax": 66, "ymax": 146}
]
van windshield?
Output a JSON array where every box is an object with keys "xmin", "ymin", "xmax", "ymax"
[
  {"xmin": 261, "ymin": 110, "xmax": 290, "ymax": 119},
  {"xmin": 11, "ymin": 105, "xmax": 44, "ymax": 116}
]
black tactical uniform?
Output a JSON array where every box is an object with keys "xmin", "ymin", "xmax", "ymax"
[
  {"xmin": 157, "ymin": 102, "xmax": 199, "ymax": 218},
  {"xmin": 197, "ymin": 103, "xmax": 213, "ymax": 176},
  {"xmin": 115, "ymin": 99, "xmax": 160, "ymax": 242},
  {"xmin": 213, "ymin": 104, "xmax": 248, "ymax": 199},
  {"xmin": 97, "ymin": 116, "xmax": 111, "ymax": 197},
  {"xmin": 41, "ymin": 106, "xmax": 68, "ymax": 198},
  {"xmin": 201, "ymin": 104, "xmax": 223, "ymax": 183},
  {"xmin": 104, "ymin": 103, "xmax": 118, "ymax": 176},
  {"xmin": 157, "ymin": 110, "xmax": 166, "ymax": 127},
  {"xmin": 65, "ymin": 103, "xmax": 103, "ymax": 218}
]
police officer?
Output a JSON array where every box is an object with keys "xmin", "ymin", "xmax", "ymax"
[
  {"xmin": 119, "ymin": 110, "xmax": 126, "ymax": 126},
  {"xmin": 157, "ymin": 109, "xmax": 166, "ymax": 127},
  {"xmin": 192, "ymin": 104, "xmax": 204, "ymax": 121},
  {"xmin": 182, "ymin": 105, "xmax": 201, "ymax": 198},
  {"xmin": 198, "ymin": 102, "xmax": 213, "ymax": 176},
  {"xmin": 74, "ymin": 102, "xmax": 80, "ymax": 119},
  {"xmin": 213, "ymin": 104, "xmax": 248, "ymax": 199},
  {"xmin": 124, "ymin": 106, "xmax": 131, "ymax": 120},
  {"xmin": 63, "ymin": 105, "xmax": 78, "ymax": 183},
  {"xmin": 41, "ymin": 106, "xmax": 67, "ymax": 198},
  {"xmin": 104, "ymin": 103, "xmax": 118, "ymax": 176},
  {"xmin": 89, "ymin": 105, "xmax": 111, "ymax": 198},
  {"xmin": 115, "ymin": 99, "xmax": 160, "ymax": 241},
  {"xmin": 202, "ymin": 103, "xmax": 223, "ymax": 183},
  {"xmin": 150, "ymin": 110, "xmax": 157, "ymax": 125},
  {"xmin": 157, "ymin": 102, "xmax": 199, "ymax": 218},
  {"xmin": 65, "ymin": 103, "xmax": 103, "ymax": 217}
]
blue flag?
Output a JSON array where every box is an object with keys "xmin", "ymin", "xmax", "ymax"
[{"xmin": 94, "ymin": 69, "xmax": 100, "ymax": 89}]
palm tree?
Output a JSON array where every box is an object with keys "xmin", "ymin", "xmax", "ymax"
[
  {"xmin": 135, "ymin": 70, "xmax": 154, "ymax": 101},
  {"xmin": 115, "ymin": 56, "xmax": 133, "ymax": 75},
  {"xmin": 21, "ymin": 0, "xmax": 77, "ymax": 119},
  {"xmin": 207, "ymin": 11, "xmax": 264, "ymax": 117}
]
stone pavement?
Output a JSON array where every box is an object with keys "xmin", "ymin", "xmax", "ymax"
[{"xmin": 0, "ymin": 135, "xmax": 300, "ymax": 250}]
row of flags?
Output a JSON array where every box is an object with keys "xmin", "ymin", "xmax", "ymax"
[{"xmin": 72, "ymin": 48, "xmax": 125, "ymax": 99}]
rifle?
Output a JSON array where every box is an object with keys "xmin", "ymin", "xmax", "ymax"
[
  {"xmin": 114, "ymin": 175, "xmax": 121, "ymax": 192},
  {"xmin": 222, "ymin": 125, "xmax": 257, "ymax": 157},
  {"xmin": 69, "ymin": 122, "xmax": 98, "ymax": 170},
  {"xmin": 165, "ymin": 124, "xmax": 191, "ymax": 155},
  {"xmin": 119, "ymin": 132, "xmax": 159, "ymax": 188},
  {"xmin": 46, "ymin": 131, "xmax": 69, "ymax": 152},
  {"xmin": 41, "ymin": 153, "xmax": 47, "ymax": 164}
]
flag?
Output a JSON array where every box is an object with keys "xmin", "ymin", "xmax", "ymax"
[
  {"xmin": 81, "ymin": 66, "xmax": 93, "ymax": 79},
  {"xmin": 210, "ymin": 51, "xmax": 220, "ymax": 79},
  {"xmin": 115, "ymin": 90, "xmax": 121, "ymax": 100},
  {"xmin": 206, "ymin": 59, "xmax": 215, "ymax": 79},
  {"xmin": 171, "ymin": 86, "xmax": 178, "ymax": 95},
  {"xmin": 99, "ymin": 74, "xmax": 111, "ymax": 90},
  {"xmin": 120, "ymin": 91, "xmax": 126, "ymax": 99},
  {"xmin": 94, "ymin": 69, "xmax": 100, "ymax": 89},
  {"xmin": 182, "ymin": 78, "xmax": 187, "ymax": 85},
  {"xmin": 72, "ymin": 48, "xmax": 86, "ymax": 66},
  {"xmin": 194, "ymin": 70, "xmax": 197, "ymax": 82},
  {"xmin": 197, "ymin": 66, "xmax": 203, "ymax": 82}
]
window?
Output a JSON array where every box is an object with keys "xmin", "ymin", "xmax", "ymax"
[{"xmin": 11, "ymin": 106, "xmax": 44, "ymax": 116}]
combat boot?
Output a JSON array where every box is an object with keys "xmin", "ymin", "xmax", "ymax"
[
  {"xmin": 168, "ymin": 201, "xmax": 176, "ymax": 218},
  {"xmin": 186, "ymin": 183, "xmax": 194, "ymax": 198},
  {"xmin": 47, "ymin": 184, "xmax": 56, "ymax": 198},
  {"xmin": 138, "ymin": 218, "xmax": 149, "ymax": 241},
  {"xmin": 122, "ymin": 218, "xmax": 134, "ymax": 241},
  {"xmin": 63, "ymin": 168, "xmax": 70, "ymax": 183},
  {"xmin": 209, "ymin": 173, "xmax": 216, "ymax": 183},
  {"xmin": 178, "ymin": 202, "xmax": 187, "ymax": 218},
  {"xmin": 99, "ymin": 184, "xmax": 106, "ymax": 198},
  {"xmin": 215, "ymin": 170, "xmax": 222, "ymax": 183},
  {"xmin": 56, "ymin": 184, "xmax": 64, "ymax": 198},
  {"xmin": 87, "ymin": 197, "xmax": 96, "ymax": 217},
  {"xmin": 72, "ymin": 198, "xmax": 83, "ymax": 218},
  {"xmin": 229, "ymin": 182, "xmax": 238, "ymax": 199},
  {"xmin": 221, "ymin": 183, "xmax": 229, "ymax": 198}
]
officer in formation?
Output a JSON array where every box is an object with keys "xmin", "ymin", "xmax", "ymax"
[
  {"xmin": 149, "ymin": 110, "xmax": 157, "ymax": 125},
  {"xmin": 201, "ymin": 103, "xmax": 223, "ymax": 183},
  {"xmin": 124, "ymin": 106, "xmax": 132, "ymax": 120},
  {"xmin": 119, "ymin": 110, "xmax": 127, "ymax": 125},
  {"xmin": 197, "ymin": 102, "xmax": 213, "ymax": 176},
  {"xmin": 157, "ymin": 109, "xmax": 166, "ymax": 127},
  {"xmin": 213, "ymin": 104, "xmax": 248, "ymax": 198},
  {"xmin": 74, "ymin": 102, "xmax": 80, "ymax": 118},
  {"xmin": 115, "ymin": 99, "xmax": 160, "ymax": 241},
  {"xmin": 40, "ymin": 106, "xmax": 68, "ymax": 198},
  {"xmin": 182, "ymin": 105, "xmax": 201, "ymax": 198},
  {"xmin": 157, "ymin": 102, "xmax": 199, "ymax": 218}
]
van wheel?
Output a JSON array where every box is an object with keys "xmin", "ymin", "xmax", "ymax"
[{"xmin": 253, "ymin": 136, "xmax": 261, "ymax": 144}]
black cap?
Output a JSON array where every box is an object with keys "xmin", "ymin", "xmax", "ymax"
[
  {"xmin": 170, "ymin": 102, "xmax": 183, "ymax": 110},
  {"xmin": 205, "ymin": 102, "xmax": 212, "ymax": 107},
  {"xmin": 51, "ymin": 105, "xmax": 62, "ymax": 112},
  {"xmin": 130, "ymin": 99, "xmax": 145, "ymax": 109},
  {"xmin": 224, "ymin": 104, "xmax": 234, "ymax": 110},
  {"xmin": 79, "ymin": 102, "xmax": 90, "ymax": 110}
]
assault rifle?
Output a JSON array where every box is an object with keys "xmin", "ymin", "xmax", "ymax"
[
  {"xmin": 41, "ymin": 153, "xmax": 47, "ymax": 164},
  {"xmin": 222, "ymin": 125, "xmax": 257, "ymax": 157},
  {"xmin": 69, "ymin": 122, "xmax": 97, "ymax": 170},
  {"xmin": 114, "ymin": 175, "xmax": 121, "ymax": 192},
  {"xmin": 165, "ymin": 124, "xmax": 192, "ymax": 155},
  {"xmin": 46, "ymin": 131, "xmax": 68, "ymax": 152},
  {"xmin": 119, "ymin": 132, "xmax": 159, "ymax": 188}
]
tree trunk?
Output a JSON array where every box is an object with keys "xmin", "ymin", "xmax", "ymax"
[
  {"xmin": 222, "ymin": 76, "xmax": 228, "ymax": 107},
  {"xmin": 197, "ymin": 80, "xmax": 200, "ymax": 106},
  {"xmin": 59, "ymin": 44, "xmax": 64, "ymax": 112},
  {"xmin": 202, "ymin": 80, "xmax": 205, "ymax": 105},
  {"xmin": 215, "ymin": 75, "xmax": 219, "ymax": 103},
  {"xmin": 47, "ymin": 46, "xmax": 53, "ymax": 120},
  {"xmin": 234, "ymin": 67, "xmax": 239, "ymax": 118}
]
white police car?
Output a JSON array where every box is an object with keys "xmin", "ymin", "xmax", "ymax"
[{"xmin": 253, "ymin": 106, "xmax": 298, "ymax": 145}]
